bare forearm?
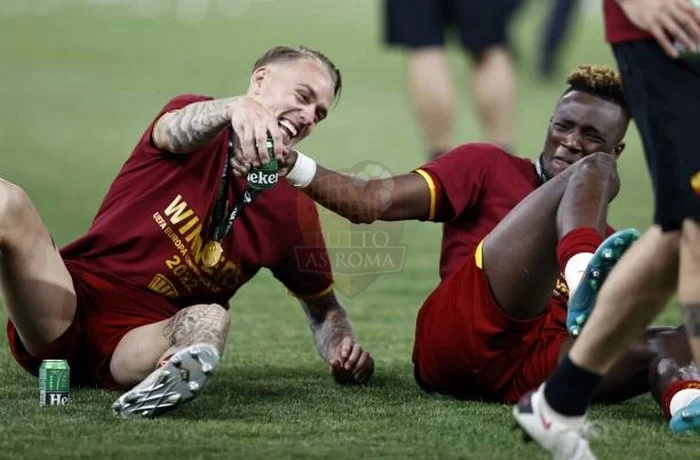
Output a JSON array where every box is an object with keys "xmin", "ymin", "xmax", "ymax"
[
  {"xmin": 301, "ymin": 297, "xmax": 355, "ymax": 362},
  {"xmin": 153, "ymin": 97, "xmax": 236, "ymax": 153},
  {"xmin": 310, "ymin": 308, "xmax": 355, "ymax": 362},
  {"xmin": 304, "ymin": 166, "xmax": 393, "ymax": 224},
  {"xmin": 299, "ymin": 293, "xmax": 374, "ymax": 384}
]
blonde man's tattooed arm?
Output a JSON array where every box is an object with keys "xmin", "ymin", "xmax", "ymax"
[
  {"xmin": 151, "ymin": 95, "xmax": 285, "ymax": 161},
  {"xmin": 299, "ymin": 291, "xmax": 374, "ymax": 384},
  {"xmin": 152, "ymin": 97, "xmax": 237, "ymax": 154}
]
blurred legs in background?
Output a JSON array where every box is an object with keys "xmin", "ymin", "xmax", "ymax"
[
  {"xmin": 469, "ymin": 45, "xmax": 517, "ymax": 152},
  {"xmin": 407, "ymin": 47, "xmax": 455, "ymax": 158},
  {"xmin": 385, "ymin": 0, "xmax": 522, "ymax": 158},
  {"xmin": 538, "ymin": 0, "xmax": 580, "ymax": 80},
  {"xmin": 407, "ymin": 44, "xmax": 516, "ymax": 157}
]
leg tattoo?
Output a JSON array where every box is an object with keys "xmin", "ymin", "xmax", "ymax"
[{"xmin": 162, "ymin": 304, "xmax": 230, "ymax": 354}]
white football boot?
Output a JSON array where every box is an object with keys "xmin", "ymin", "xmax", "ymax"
[
  {"xmin": 112, "ymin": 343, "xmax": 219, "ymax": 418},
  {"xmin": 513, "ymin": 384, "xmax": 597, "ymax": 460}
]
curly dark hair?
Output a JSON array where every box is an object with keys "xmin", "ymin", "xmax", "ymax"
[
  {"xmin": 252, "ymin": 45, "xmax": 342, "ymax": 100},
  {"xmin": 563, "ymin": 64, "xmax": 626, "ymax": 111}
]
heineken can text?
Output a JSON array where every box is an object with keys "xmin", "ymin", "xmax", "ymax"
[
  {"xmin": 247, "ymin": 158, "xmax": 279, "ymax": 191},
  {"xmin": 39, "ymin": 359, "xmax": 70, "ymax": 406}
]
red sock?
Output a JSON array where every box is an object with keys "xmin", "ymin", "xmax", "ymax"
[
  {"xmin": 662, "ymin": 379, "xmax": 700, "ymax": 420},
  {"xmin": 556, "ymin": 227, "xmax": 603, "ymax": 270}
]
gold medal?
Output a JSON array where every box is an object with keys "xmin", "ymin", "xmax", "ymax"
[{"xmin": 202, "ymin": 241, "xmax": 223, "ymax": 268}]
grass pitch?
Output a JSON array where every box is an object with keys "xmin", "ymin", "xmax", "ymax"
[{"xmin": 0, "ymin": 1, "xmax": 696, "ymax": 458}]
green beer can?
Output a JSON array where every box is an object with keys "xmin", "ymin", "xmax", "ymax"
[
  {"xmin": 39, "ymin": 359, "xmax": 70, "ymax": 406},
  {"xmin": 247, "ymin": 139, "xmax": 279, "ymax": 191}
]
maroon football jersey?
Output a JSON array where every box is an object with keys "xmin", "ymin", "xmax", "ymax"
[
  {"xmin": 61, "ymin": 94, "xmax": 333, "ymax": 309},
  {"xmin": 417, "ymin": 144, "xmax": 539, "ymax": 276}
]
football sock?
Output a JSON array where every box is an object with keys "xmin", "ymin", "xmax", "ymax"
[
  {"xmin": 543, "ymin": 355, "xmax": 602, "ymax": 417},
  {"xmin": 663, "ymin": 379, "xmax": 700, "ymax": 420},
  {"xmin": 564, "ymin": 253, "xmax": 593, "ymax": 296},
  {"xmin": 671, "ymin": 390, "xmax": 700, "ymax": 416},
  {"xmin": 556, "ymin": 227, "xmax": 603, "ymax": 295}
]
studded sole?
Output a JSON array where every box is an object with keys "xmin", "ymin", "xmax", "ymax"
[{"xmin": 112, "ymin": 343, "xmax": 220, "ymax": 418}]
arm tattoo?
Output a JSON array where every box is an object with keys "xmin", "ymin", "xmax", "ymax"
[
  {"xmin": 162, "ymin": 304, "xmax": 230, "ymax": 354},
  {"xmin": 154, "ymin": 97, "xmax": 236, "ymax": 153},
  {"xmin": 300, "ymin": 298, "xmax": 355, "ymax": 362},
  {"xmin": 682, "ymin": 303, "xmax": 700, "ymax": 337}
]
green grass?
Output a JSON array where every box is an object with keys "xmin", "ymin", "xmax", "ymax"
[{"xmin": 0, "ymin": 1, "xmax": 695, "ymax": 458}]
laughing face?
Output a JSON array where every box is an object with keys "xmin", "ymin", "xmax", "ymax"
[
  {"xmin": 541, "ymin": 90, "xmax": 628, "ymax": 178},
  {"xmin": 248, "ymin": 58, "xmax": 336, "ymax": 148}
]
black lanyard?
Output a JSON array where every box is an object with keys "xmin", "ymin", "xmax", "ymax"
[
  {"xmin": 202, "ymin": 131, "xmax": 262, "ymax": 268},
  {"xmin": 208, "ymin": 130, "xmax": 260, "ymax": 244},
  {"xmin": 535, "ymin": 155, "xmax": 551, "ymax": 185}
]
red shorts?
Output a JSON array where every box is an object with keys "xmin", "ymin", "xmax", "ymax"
[
  {"xmin": 412, "ymin": 244, "xmax": 569, "ymax": 403},
  {"xmin": 7, "ymin": 260, "xmax": 180, "ymax": 390}
]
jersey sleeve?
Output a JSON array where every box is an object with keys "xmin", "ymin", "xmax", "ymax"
[
  {"xmin": 413, "ymin": 143, "xmax": 499, "ymax": 221},
  {"xmin": 134, "ymin": 94, "xmax": 214, "ymax": 157},
  {"xmin": 269, "ymin": 193, "xmax": 334, "ymax": 300}
]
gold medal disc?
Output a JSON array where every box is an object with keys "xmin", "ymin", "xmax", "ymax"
[{"xmin": 202, "ymin": 241, "xmax": 223, "ymax": 268}]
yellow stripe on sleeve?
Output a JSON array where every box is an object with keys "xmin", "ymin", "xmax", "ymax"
[
  {"xmin": 414, "ymin": 169, "xmax": 436, "ymax": 221},
  {"xmin": 291, "ymin": 283, "xmax": 335, "ymax": 301},
  {"xmin": 475, "ymin": 240, "xmax": 485, "ymax": 269}
]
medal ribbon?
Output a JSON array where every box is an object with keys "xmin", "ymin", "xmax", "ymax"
[{"xmin": 209, "ymin": 130, "xmax": 261, "ymax": 243}]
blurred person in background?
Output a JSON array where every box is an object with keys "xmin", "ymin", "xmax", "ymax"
[
  {"xmin": 383, "ymin": 0, "xmax": 523, "ymax": 158},
  {"xmin": 538, "ymin": 0, "xmax": 581, "ymax": 80}
]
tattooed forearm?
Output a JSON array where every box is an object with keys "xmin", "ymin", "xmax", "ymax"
[
  {"xmin": 682, "ymin": 303, "xmax": 700, "ymax": 337},
  {"xmin": 312, "ymin": 312, "xmax": 354, "ymax": 362},
  {"xmin": 300, "ymin": 298, "xmax": 355, "ymax": 362},
  {"xmin": 162, "ymin": 304, "xmax": 231, "ymax": 354},
  {"xmin": 153, "ymin": 97, "xmax": 237, "ymax": 153}
]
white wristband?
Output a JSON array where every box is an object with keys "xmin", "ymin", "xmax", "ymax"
[{"xmin": 286, "ymin": 151, "xmax": 317, "ymax": 188}]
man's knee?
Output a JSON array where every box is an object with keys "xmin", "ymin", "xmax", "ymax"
[
  {"xmin": 681, "ymin": 219, "xmax": 700, "ymax": 255},
  {"xmin": 110, "ymin": 305, "xmax": 230, "ymax": 388},
  {"xmin": 575, "ymin": 152, "xmax": 617, "ymax": 177},
  {"xmin": 165, "ymin": 303, "xmax": 231, "ymax": 348},
  {"xmin": 183, "ymin": 303, "xmax": 230, "ymax": 332},
  {"xmin": 647, "ymin": 225, "xmax": 681, "ymax": 271},
  {"xmin": 0, "ymin": 179, "xmax": 36, "ymax": 245},
  {"xmin": 471, "ymin": 44, "xmax": 510, "ymax": 65}
]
